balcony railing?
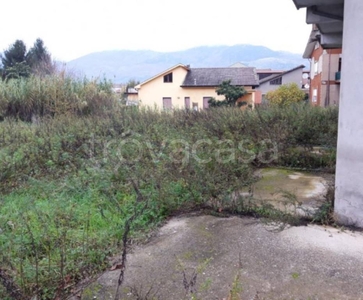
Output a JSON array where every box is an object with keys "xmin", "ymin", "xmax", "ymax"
[{"xmin": 335, "ymin": 71, "xmax": 341, "ymax": 81}]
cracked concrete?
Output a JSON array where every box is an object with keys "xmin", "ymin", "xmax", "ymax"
[{"xmin": 80, "ymin": 215, "xmax": 363, "ymax": 300}]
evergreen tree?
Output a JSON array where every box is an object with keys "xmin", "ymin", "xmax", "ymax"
[
  {"xmin": 26, "ymin": 38, "xmax": 52, "ymax": 73},
  {"xmin": 1, "ymin": 40, "xmax": 29, "ymax": 80},
  {"xmin": 1, "ymin": 40, "xmax": 27, "ymax": 68},
  {"xmin": 1, "ymin": 39, "xmax": 54, "ymax": 80}
]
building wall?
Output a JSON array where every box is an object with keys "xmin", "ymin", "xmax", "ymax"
[
  {"xmin": 126, "ymin": 94, "xmax": 139, "ymax": 101},
  {"xmin": 335, "ymin": 0, "xmax": 363, "ymax": 228},
  {"xmin": 329, "ymin": 84, "xmax": 340, "ymax": 106},
  {"xmin": 309, "ymin": 44, "xmax": 341, "ymax": 107},
  {"xmin": 321, "ymin": 49, "xmax": 342, "ymax": 81},
  {"xmin": 282, "ymin": 68, "xmax": 304, "ymax": 87},
  {"xmin": 136, "ymin": 65, "xmax": 256, "ymax": 110},
  {"xmin": 258, "ymin": 68, "xmax": 304, "ymax": 96},
  {"xmin": 310, "ymin": 45, "xmax": 323, "ymax": 106},
  {"xmin": 253, "ymin": 90, "xmax": 262, "ymax": 105},
  {"xmin": 319, "ymin": 80, "xmax": 341, "ymax": 107},
  {"xmin": 137, "ymin": 66, "xmax": 191, "ymax": 109},
  {"xmin": 177, "ymin": 87, "xmax": 226, "ymax": 110},
  {"xmin": 237, "ymin": 92, "xmax": 257, "ymax": 109}
]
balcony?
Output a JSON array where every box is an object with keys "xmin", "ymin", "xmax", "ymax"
[{"xmin": 335, "ymin": 71, "xmax": 341, "ymax": 82}]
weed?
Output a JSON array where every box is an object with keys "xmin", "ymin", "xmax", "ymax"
[
  {"xmin": 0, "ymin": 103, "xmax": 338, "ymax": 298},
  {"xmin": 127, "ymin": 284, "xmax": 160, "ymax": 300},
  {"xmin": 312, "ymin": 181, "xmax": 335, "ymax": 225}
]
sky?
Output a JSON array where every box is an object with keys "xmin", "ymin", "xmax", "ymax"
[{"xmin": 1, "ymin": 0, "xmax": 311, "ymax": 62}]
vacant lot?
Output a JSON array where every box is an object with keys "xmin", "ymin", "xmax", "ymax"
[{"xmin": 0, "ymin": 102, "xmax": 338, "ymax": 299}]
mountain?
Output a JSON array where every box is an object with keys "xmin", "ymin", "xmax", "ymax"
[{"xmin": 66, "ymin": 45, "xmax": 307, "ymax": 83}]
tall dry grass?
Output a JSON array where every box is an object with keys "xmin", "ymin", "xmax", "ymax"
[{"xmin": 0, "ymin": 73, "xmax": 117, "ymax": 121}]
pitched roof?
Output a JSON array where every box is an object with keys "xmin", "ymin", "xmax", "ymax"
[
  {"xmin": 303, "ymin": 27, "xmax": 320, "ymax": 58},
  {"xmin": 181, "ymin": 67, "xmax": 259, "ymax": 87},
  {"xmin": 135, "ymin": 64, "xmax": 190, "ymax": 88},
  {"xmin": 256, "ymin": 69, "xmax": 284, "ymax": 74},
  {"xmin": 256, "ymin": 70, "xmax": 284, "ymax": 81},
  {"xmin": 126, "ymin": 88, "xmax": 138, "ymax": 94},
  {"xmin": 259, "ymin": 65, "xmax": 305, "ymax": 84},
  {"xmin": 229, "ymin": 62, "xmax": 248, "ymax": 68}
]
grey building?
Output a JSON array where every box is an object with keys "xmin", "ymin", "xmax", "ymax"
[{"xmin": 257, "ymin": 65, "xmax": 305, "ymax": 102}]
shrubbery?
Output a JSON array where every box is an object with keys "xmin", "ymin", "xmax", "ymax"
[
  {"xmin": 0, "ymin": 74, "xmax": 116, "ymax": 121},
  {"xmin": 0, "ymin": 103, "xmax": 338, "ymax": 299},
  {"xmin": 265, "ymin": 83, "xmax": 306, "ymax": 107}
]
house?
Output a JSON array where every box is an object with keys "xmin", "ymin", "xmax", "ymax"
[
  {"xmin": 124, "ymin": 87, "xmax": 139, "ymax": 105},
  {"xmin": 112, "ymin": 84, "xmax": 123, "ymax": 94},
  {"xmin": 229, "ymin": 62, "xmax": 248, "ymax": 68},
  {"xmin": 256, "ymin": 65, "xmax": 306, "ymax": 102},
  {"xmin": 134, "ymin": 64, "xmax": 260, "ymax": 110},
  {"xmin": 256, "ymin": 69, "xmax": 285, "ymax": 81},
  {"xmin": 303, "ymin": 25, "xmax": 342, "ymax": 107}
]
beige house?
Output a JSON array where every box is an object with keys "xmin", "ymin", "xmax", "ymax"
[{"xmin": 134, "ymin": 64, "xmax": 260, "ymax": 110}]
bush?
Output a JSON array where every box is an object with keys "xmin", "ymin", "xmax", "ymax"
[
  {"xmin": 265, "ymin": 83, "xmax": 306, "ymax": 107},
  {"xmin": 0, "ymin": 104, "xmax": 338, "ymax": 298},
  {"xmin": 0, "ymin": 74, "xmax": 116, "ymax": 121}
]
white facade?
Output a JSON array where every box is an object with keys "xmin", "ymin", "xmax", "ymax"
[{"xmin": 335, "ymin": 0, "xmax": 363, "ymax": 227}]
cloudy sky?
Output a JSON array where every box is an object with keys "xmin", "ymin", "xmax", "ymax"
[{"xmin": 1, "ymin": 0, "xmax": 311, "ymax": 62}]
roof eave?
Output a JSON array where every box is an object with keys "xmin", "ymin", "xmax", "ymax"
[
  {"xmin": 303, "ymin": 29, "xmax": 320, "ymax": 58},
  {"xmin": 180, "ymin": 83, "xmax": 259, "ymax": 88},
  {"xmin": 259, "ymin": 65, "xmax": 305, "ymax": 84},
  {"xmin": 136, "ymin": 64, "xmax": 190, "ymax": 88},
  {"xmin": 292, "ymin": 0, "xmax": 344, "ymax": 9},
  {"xmin": 303, "ymin": 41, "xmax": 316, "ymax": 58},
  {"xmin": 292, "ymin": 0, "xmax": 302, "ymax": 9}
]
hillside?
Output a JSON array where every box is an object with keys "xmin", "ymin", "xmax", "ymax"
[{"xmin": 66, "ymin": 45, "xmax": 307, "ymax": 83}]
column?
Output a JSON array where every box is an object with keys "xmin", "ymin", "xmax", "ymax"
[{"xmin": 335, "ymin": 0, "xmax": 363, "ymax": 227}]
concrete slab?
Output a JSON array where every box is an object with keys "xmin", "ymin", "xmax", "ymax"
[
  {"xmin": 80, "ymin": 215, "xmax": 363, "ymax": 300},
  {"xmin": 251, "ymin": 168, "xmax": 333, "ymax": 216}
]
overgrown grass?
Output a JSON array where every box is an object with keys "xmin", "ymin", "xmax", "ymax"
[
  {"xmin": 0, "ymin": 73, "xmax": 116, "ymax": 121},
  {"xmin": 0, "ymin": 99, "xmax": 338, "ymax": 299}
]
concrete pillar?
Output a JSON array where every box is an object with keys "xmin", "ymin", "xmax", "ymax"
[{"xmin": 335, "ymin": 0, "xmax": 363, "ymax": 227}]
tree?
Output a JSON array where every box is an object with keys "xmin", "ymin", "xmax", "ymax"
[
  {"xmin": 1, "ymin": 40, "xmax": 29, "ymax": 80},
  {"xmin": 125, "ymin": 79, "xmax": 140, "ymax": 89},
  {"xmin": 208, "ymin": 80, "xmax": 247, "ymax": 107},
  {"xmin": 3, "ymin": 62, "xmax": 31, "ymax": 80},
  {"xmin": 1, "ymin": 38, "xmax": 54, "ymax": 80},
  {"xmin": 26, "ymin": 38, "xmax": 53, "ymax": 74},
  {"xmin": 265, "ymin": 83, "xmax": 306, "ymax": 107}
]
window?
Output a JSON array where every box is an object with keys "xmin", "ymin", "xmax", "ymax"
[
  {"xmin": 162, "ymin": 97, "xmax": 172, "ymax": 110},
  {"xmin": 184, "ymin": 97, "xmax": 190, "ymax": 110},
  {"xmin": 311, "ymin": 58, "xmax": 315, "ymax": 79},
  {"xmin": 314, "ymin": 60, "xmax": 319, "ymax": 75},
  {"xmin": 318, "ymin": 56, "xmax": 323, "ymax": 73},
  {"xmin": 203, "ymin": 97, "xmax": 211, "ymax": 109},
  {"xmin": 270, "ymin": 77, "xmax": 282, "ymax": 85},
  {"xmin": 163, "ymin": 73, "xmax": 173, "ymax": 83},
  {"xmin": 312, "ymin": 89, "xmax": 318, "ymax": 103}
]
